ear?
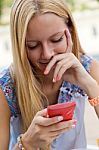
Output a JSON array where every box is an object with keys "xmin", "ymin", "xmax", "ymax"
[{"xmin": 64, "ymin": 28, "xmax": 73, "ymax": 53}]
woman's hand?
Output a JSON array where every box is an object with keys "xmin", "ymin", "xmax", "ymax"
[
  {"xmin": 44, "ymin": 29, "xmax": 95, "ymax": 91},
  {"xmin": 22, "ymin": 109, "xmax": 76, "ymax": 149}
]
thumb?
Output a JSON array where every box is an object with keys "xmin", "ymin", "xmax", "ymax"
[{"xmin": 36, "ymin": 108, "xmax": 48, "ymax": 117}]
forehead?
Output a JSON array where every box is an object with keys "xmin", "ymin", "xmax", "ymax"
[{"xmin": 26, "ymin": 13, "xmax": 66, "ymax": 40}]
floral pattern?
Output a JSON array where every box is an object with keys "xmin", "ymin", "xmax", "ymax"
[
  {"xmin": 0, "ymin": 55, "xmax": 93, "ymax": 118},
  {"xmin": 0, "ymin": 68, "xmax": 19, "ymax": 117}
]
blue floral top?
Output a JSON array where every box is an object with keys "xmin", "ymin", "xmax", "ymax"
[{"xmin": 0, "ymin": 54, "xmax": 93, "ymax": 150}]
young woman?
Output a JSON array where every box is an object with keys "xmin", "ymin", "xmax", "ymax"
[{"xmin": 0, "ymin": 0, "xmax": 99, "ymax": 150}]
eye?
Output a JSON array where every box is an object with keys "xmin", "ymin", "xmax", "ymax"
[
  {"xmin": 26, "ymin": 42, "xmax": 40, "ymax": 50},
  {"xmin": 27, "ymin": 45, "xmax": 38, "ymax": 50},
  {"xmin": 52, "ymin": 35, "xmax": 64, "ymax": 43}
]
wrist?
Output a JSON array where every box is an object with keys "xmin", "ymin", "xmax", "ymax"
[
  {"xmin": 84, "ymin": 79, "xmax": 99, "ymax": 98},
  {"xmin": 21, "ymin": 133, "xmax": 37, "ymax": 150}
]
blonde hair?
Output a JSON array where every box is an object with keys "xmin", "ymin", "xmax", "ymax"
[{"xmin": 10, "ymin": 0, "xmax": 84, "ymax": 149}]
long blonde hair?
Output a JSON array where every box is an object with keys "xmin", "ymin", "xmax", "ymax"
[{"xmin": 10, "ymin": 0, "xmax": 84, "ymax": 149}]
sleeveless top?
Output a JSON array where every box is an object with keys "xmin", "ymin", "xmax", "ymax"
[{"xmin": 0, "ymin": 54, "xmax": 93, "ymax": 150}]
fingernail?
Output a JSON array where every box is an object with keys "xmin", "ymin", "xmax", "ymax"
[
  {"xmin": 53, "ymin": 78, "xmax": 56, "ymax": 82},
  {"xmin": 73, "ymin": 120, "xmax": 77, "ymax": 125},
  {"xmin": 47, "ymin": 114, "xmax": 49, "ymax": 118},
  {"xmin": 72, "ymin": 124, "xmax": 76, "ymax": 128},
  {"xmin": 44, "ymin": 69, "xmax": 48, "ymax": 74},
  {"xmin": 57, "ymin": 116, "xmax": 63, "ymax": 121}
]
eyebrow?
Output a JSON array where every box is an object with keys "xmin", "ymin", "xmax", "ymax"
[
  {"xmin": 50, "ymin": 31, "xmax": 64, "ymax": 38},
  {"xmin": 26, "ymin": 31, "xmax": 64, "ymax": 43}
]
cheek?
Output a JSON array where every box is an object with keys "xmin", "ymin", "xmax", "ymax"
[
  {"xmin": 56, "ymin": 39, "xmax": 67, "ymax": 53},
  {"xmin": 27, "ymin": 51, "xmax": 40, "ymax": 64}
]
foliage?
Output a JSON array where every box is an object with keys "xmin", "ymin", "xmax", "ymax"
[
  {"xmin": 66, "ymin": 0, "xmax": 75, "ymax": 6},
  {"xmin": 0, "ymin": 0, "xmax": 4, "ymax": 20},
  {"xmin": 0, "ymin": 0, "xmax": 12, "ymax": 24},
  {"xmin": 4, "ymin": 0, "xmax": 12, "ymax": 7},
  {"xmin": 65, "ymin": 0, "xmax": 75, "ymax": 11},
  {"xmin": 79, "ymin": 3, "xmax": 90, "ymax": 11}
]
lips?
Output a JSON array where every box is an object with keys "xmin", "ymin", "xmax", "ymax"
[
  {"xmin": 39, "ymin": 62, "xmax": 49, "ymax": 64},
  {"xmin": 39, "ymin": 61, "xmax": 56, "ymax": 71},
  {"xmin": 38, "ymin": 62, "xmax": 48, "ymax": 71}
]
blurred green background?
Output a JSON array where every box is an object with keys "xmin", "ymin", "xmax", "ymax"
[
  {"xmin": 0, "ymin": 0, "xmax": 12, "ymax": 22},
  {"xmin": 0, "ymin": 0, "xmax": 99, "ymax": 25}
]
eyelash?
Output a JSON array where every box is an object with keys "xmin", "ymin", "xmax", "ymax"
[
  {"xmin": 52, "ymin": 36, "xmax": 63, "ymax": 43},
  {"xmin": 27, "ymin": 36, "xmax": 64, "ymax": 50},
  {"xmin": 27, "ymin": 45, "xmax": 38, "ymax": 50}
]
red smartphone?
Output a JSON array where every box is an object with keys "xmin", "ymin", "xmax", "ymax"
[{"xmin": 47, "ymin": 101, "xmax": 76, "ymax": 121}]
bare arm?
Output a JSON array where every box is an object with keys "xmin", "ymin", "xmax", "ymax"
[
  {"xmin": 0, "ymin": 88, "xmax": 10, "ymax": 150},
  {"xmin": 87, "ymin": 59, "xmax": 99, "ymax": 117},
  {"xmin": 0, "ymin": 88, "xmax": 28, "ymax": 150},
  {"xmin": 0, "ymin": 68, "xmax": 77, "ymax": 149}
]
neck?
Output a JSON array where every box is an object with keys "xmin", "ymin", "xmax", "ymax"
[
  {"xmin": 33, "ymin": 65, "xmax": 63, "ymax": 91},
  {"xmin": 41, "ymin": 77, "xmax": 63, "ymax": 95},
  {"xmin": 42, "ymin": 79, "xmax": 63, "ymax": 105}
]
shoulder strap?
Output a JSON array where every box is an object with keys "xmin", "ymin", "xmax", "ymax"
[{"xmin": 80, "ymin": 54, "xmax": 93, "ymax": 73}]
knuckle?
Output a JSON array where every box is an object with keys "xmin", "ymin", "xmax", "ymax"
[
  {"xmin": 67, "ymin": 121, "xmax": 72, "ymax": 127},
  {"xmin": 70, "ymin": 53, "xmax": 74, "ymax": 57},
  {"xmin": 54, "ymin": 55, "xmax": 58, "ymax": 61},
  {"xmin": 56, "ymin": 130, "xmax": 61, "ymax": 135},
  {"xmin": 44, "ymin": 121, "xmax": 49, "ymax": 126},
  {"xmin": 62, "ymin": 64, "xmax": 66, "ymax": 68},
  {"xmin": 55, "ymin": 123, "xmax": 61, "ymax": 129},
  {"xmin": 42, "ymin": 138, "xmax": 50, "ymax": 145},
  {"xmin": 58, "ymin": 130, "xmax": 64, "ymax": 135},
  {"xmin": 57, "ymin": 62, "xmax": 62, "ymax": 66},
  {"xmin": 49, "ymin": 139, "xmax": 53, "ymax": 144},
  {"xmin": 36, "ymin": 110, "xmax": 41, "ymax": 116},
  {"xmin": 39, "ymin": 134, "xmax": 45, "ymax": 141},
  {"xmin": 35, "ymin": 125, "xmax": 42, "ymax": 134},
  {"xmin": 46, "ymin": 138, "xmax": 50, "ymax": 144},
  {"xmin": 68, "ymin": 125, "xmax": 72, "ymax": 130},
  {"xmin": 47, "ymin": 138, "xmax": 53, "ymax": 144},
  {"xmin": 50, "ymin": 117, "xmax": 58, "ymax": 123}
]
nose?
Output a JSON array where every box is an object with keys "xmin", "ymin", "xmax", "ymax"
[{"xmin": 41, "ymin": 42, "xmax": 55, "ymax": 60}]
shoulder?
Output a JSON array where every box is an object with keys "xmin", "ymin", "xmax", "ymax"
[
  {"xmin": 0, "ymin": 66, "xmax": 12, "ymax": 83},
  {"xmin": 0, "ymin": 66, "xmax": 19, "ymax": 117},
  {"xmin": 0, "ymin": 88, "xmax": 10, "ymax": 149},
  {"xmin": 81, "ymin": 54, "xmax": 99, "ymax": 83},
  {"xmin": 0, "ymin": 66, "xmax": 14, "ymax": 93},
  {"xmin": 80, "ymin": 54, "xmax": 93, "ymax": 73},
  {"xmin": 0, "ymin": 87, "xmax": 11, "ymax": 117}
]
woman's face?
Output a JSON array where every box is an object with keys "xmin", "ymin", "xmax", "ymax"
[{"xmin": 26, "ymin": 13, "xmax": 68, "ymax": 74}]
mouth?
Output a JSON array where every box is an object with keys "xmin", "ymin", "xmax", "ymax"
[
  {"xmin": 38, "ymin": 62, "xmax": 49, "ymax": 71},
  {"xmin": 39, "ymin": 62, "xmax": 49, "ymax": 64},
  {"xmin": 38, "ymin": 61, "xmax": 56, "ymax": 72}
]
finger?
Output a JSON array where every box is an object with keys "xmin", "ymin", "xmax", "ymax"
[
  {"xmin": 34, "ymin": 115, "xmax": 63, "ymax": 126},
  {"xmin": 65, "ymin": 28, "xmax": 73, "ymax": 53},
  {"xmin": 49, "ymin": 119, "xmax": 77, "ymax": 138},
  {"xmin": 36, "ymin": 108, "xmax": 48, "ymax": 117},
  {"xmin": 56, "ymin": 60, "xmax": 73, "ymax": 81},
  {"xmin": 44, "ymin": 54, "xmax": 67, "ymax": 75},
  {"xmin": 53, "ymin": 58, "xmax": 70, "ymax": 82},
  {"xmin": 48, "ymin": 119, "xmax": 75, "ymax": 132},
  {"xmin": 50, "ymin": 126, "xmax": 72, "ymax": 137}
]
